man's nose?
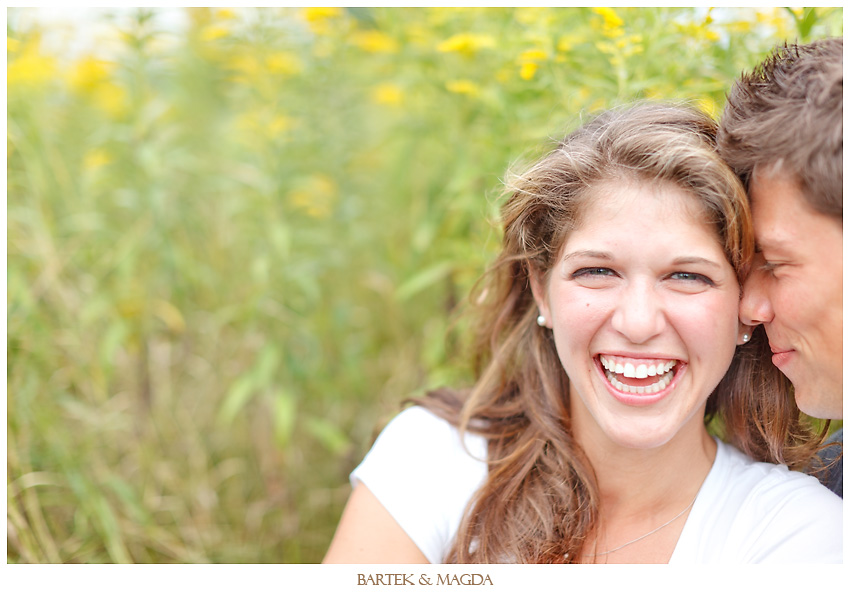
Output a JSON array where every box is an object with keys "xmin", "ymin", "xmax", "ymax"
[{"xmin": 740, "ymin": 269, "xmax": 774, "ymax": 326}]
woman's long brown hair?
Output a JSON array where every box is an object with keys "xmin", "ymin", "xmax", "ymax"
[{"xmin": 413, "ymin": 103, "xmax": 822, "ymax": 563}]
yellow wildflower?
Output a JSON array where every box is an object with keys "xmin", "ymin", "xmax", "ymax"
[
  {"xmin": 351, "ymin": 30, "xmax": 399, "ymax": 54},
  {"xmin": 591, "ymin": 7, "xmax": 624, "ymax": 29},
  {"xmin": 595, "ymin": 41, "xmax": 616, "ymax": 55},
  {"xmin": 676, "ymin": 21, "xmax": 721, "ymax": 42},
  {"xmin": 84, "ymin": 148, "xmax": 113, "ymax": 171},
  {"xmin": 268, "ymin": 115, "xmax": 293, "ymax": 136},
  {"xmin": 288, "ymin": 174, "xmax": 337, "ymax": 218},
  {"xmin": 302, "ymin": 7, "xmax": 343, "ymax": 35},
  {"xmin": 7, "ymin": 45, "xmax": 56, "ymax": 88},
  {"xmin": 696, "ymin": 96, "xmax": 720, "ymax": 120},
  {"xmin": 589, "ymin": 97, "xmax": 608, "ymax": 113},
  {"xmin": 215, "ymin": 8, "xmax": 237, "ymax": 20},
  {"xmin": 519, "ymin": 49, "xmax": 547, "ymax": 62},
  {"xmin": 623, "ymin": 45, "xmax": 644, "ymax": 58},
  {"xmin": 228, "ymin": 54, "xmax": 261, "ymax": 82},
  {"xmin": 200, "ymin": 25, "xmax": 229, "ymax": 41},
  {"xmin": 590, "ymin": 7, "xmax": 624, "ymax": 38},
  {"xmin": 236, "ymin": 110, "xmax": 294, "ymax": 141},
  {"xmin": 93, "ymin": 83, "xmax": 128, "ymax": 118},
  {"xmin": 557, "ymin": 34, "xmax": 584, "ymax": 53},
  {"xmin": 303, "ymin": 7, "xmax": 343, "ymax": 22},
  {"xmin": 755, "ymin": 7, "xmax": 794, "ymax": 37},
  {"xmin": 437, "ymin": 33, "xmax": 496, "ymax": 56},
  {"xmin": 519, "ymin": 62, "xmax": 539, "ymax": 81},
  {"xmin": 517, "ymin": 48, "xmax": 547, "ymax": 81},
  {"xmin": 725, "ymin": 20, "xmax": 752, "ymax": 34},
  {"xmin": 405, "ymin": 25, "xmax": 429, "ymax": 48},
  {"xmin": 644, "ymin": 83, "xmax": 675, "ymax": 101},
  {"xmin": 445, "ymin": 79, "xmax": 480, "ymax": 96},
  {"xmin": 495, "ymin": 67, "xmax": 512, "ymax": 83},
  {"xmin": 266, "ymin": 52, "xmax": 302, "ymax": 76},
  {"xmin": 68, "ymin": 56, "xmax": 111, "ymax": 92},
  {"xmin": 371, "ymin": 83, "xmax": 403, "ymax": 106},
  {"xmin": 515, "ymin": 7, "xmax": 552, "ymax": 26}
]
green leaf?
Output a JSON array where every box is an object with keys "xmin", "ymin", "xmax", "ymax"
[
  {"xmin": 305, "ymin": 416, "xmax": 351, "ymax": 455},
  {"xmin": 395, "ymin": 261, "xmax": 454, "ymax": 302},
  {"xmin": 218, "ymin": 376, "xmax": 255, "ymax": 425},
  {"xmin": 272, "ymin": 389, "xmax": 298, "ymax": 448}
]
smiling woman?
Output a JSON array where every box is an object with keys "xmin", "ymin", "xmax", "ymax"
[
  {"xmin": 532, "ymin": 179, "xmax": 741, "ymax": 451},
  {"xmin": 323, "ymin": 102, "xmax": 842, "ymax": 564}
]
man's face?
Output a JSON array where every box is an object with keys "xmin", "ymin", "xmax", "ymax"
[{"xmin": 740, "ymin": 167, "xmax": 842, "ymax": 419}]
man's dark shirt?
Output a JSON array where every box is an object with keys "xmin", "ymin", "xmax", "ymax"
[{"xmin": 813, "ymin": 428, "xmax": 843, "ymax": 498}]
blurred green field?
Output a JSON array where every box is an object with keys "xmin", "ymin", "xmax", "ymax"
[{"xmin": 6, "ymin": 7, "xmax": 842, "ymax": 563}]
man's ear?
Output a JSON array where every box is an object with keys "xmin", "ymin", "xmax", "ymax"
[{"xmin": 528, "ymin": 265, "xmax": 551, "ymax": 328}]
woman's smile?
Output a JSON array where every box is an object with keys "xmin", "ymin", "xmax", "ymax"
[{"xmin": 597, "ymin": 355, "xmax": 682, "ymax": 401}]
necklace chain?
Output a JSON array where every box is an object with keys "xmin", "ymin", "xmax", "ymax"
[{"xmin": 584, "ymin": 492, "xmax": 699, "ymax": 558}]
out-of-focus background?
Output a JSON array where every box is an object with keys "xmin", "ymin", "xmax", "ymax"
[{"xmin": 6, "ymin": 7, "xmax": 842, "ymax": 563}]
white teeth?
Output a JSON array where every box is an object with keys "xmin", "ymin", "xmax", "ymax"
[
  {"xmin": 605, "ymin": 368, "xmax": 674, "ymax": 395},
  {"xmin": 600, "ymin": 357, "xmax": 678, "ymax": 378}
]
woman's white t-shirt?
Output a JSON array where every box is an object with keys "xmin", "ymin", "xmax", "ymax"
[{"xmin": 351, "ymin": 406, "xmax": 842, "ymax": 563}]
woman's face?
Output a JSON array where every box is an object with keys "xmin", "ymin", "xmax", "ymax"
[{"xmin": 533, "ymin": 179, "xmax": 742, "ymax": 451}]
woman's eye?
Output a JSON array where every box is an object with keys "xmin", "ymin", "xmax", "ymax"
[
  {"xmin": 572, "ymin": 267, "xmax": 616, "ymax": 279},
  {"xmin": 670, "ymin": 272, "xmax": 714, "ymax": 285}
]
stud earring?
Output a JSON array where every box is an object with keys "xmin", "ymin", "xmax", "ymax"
[
  {"xmin": 742, "ymin": 333, "xmax": 750, "ymax": 343},
  {"xmin": 537, "ymin": 315, "xmax": 546, "ymax": 327}
]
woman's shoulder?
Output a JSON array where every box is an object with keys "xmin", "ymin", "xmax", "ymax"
[
  {"xmin": 348, "ymin": 405, "xmax": 489, "ymax": 563},
  {"xmin": 367, "ymin": 405, "xmax": 489, "ymax": 461},
  {"xmin": 715, "ymin": 438, "xmax": 839, "ymax": 496},
  {"xmin": 682, "ymin": 438, "xmax": 842, "ymax": 563}
]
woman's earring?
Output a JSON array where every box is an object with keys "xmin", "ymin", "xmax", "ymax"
[
  {"xmin": 537, "ymin": 315, "xmax": 547, "ymax": 327},
  {"xmin": 742, "ymin": 333, "xmax": 751, "ymax": 343}
]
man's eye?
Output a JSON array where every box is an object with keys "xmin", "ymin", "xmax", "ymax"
[{"xmin": 758, "ymin": 260, "xmax": 782, "ymax": 275}]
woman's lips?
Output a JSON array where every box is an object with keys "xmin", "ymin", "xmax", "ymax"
[{"xmin": 596, "ymin": 355, "xmax": 684, "ymax": 405}]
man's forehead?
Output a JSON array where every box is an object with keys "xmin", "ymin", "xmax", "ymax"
[
  {"xmin": 749, "ymin": 165, "xmax": 803, "ymax": 250},
  {"xmin": 750, "ymin": 161, "xmax": 802, "ymax": 195}
]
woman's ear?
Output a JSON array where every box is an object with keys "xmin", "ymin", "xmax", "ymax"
[
  {"xmin": 529, "ymin": 265, "xmax": 551, "ymax": 328},
  {"xmin": 737, "ymin": 322, "xmax": 755, "ymax": 346}
]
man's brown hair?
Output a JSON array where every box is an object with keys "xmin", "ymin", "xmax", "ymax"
[{"xmin": 717, "ymin": 38, "xmax": 842, "ymax": 219}]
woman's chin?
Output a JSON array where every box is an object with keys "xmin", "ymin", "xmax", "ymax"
[{"xmin": 602, "ymin": 430, "xmax": 674, "ymax": 451}]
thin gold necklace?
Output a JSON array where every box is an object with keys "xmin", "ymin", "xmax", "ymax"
[{"xmin": 584, "ymin": 492, "xmax": 699, "ymax": 558}]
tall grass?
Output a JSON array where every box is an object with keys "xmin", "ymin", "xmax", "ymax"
[{"xmin": 6, "ymin": 7, "xmax": 842, "ymax": 563}]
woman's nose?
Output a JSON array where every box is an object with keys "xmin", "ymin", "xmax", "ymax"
[{"xmin": 611, "ymin": 281, "xmax": 665, "ymax": 344}]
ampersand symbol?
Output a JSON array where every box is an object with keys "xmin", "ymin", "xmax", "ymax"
[{"xmin": 419, "ymin": 574, "xmax": 432, "ymax": 585}]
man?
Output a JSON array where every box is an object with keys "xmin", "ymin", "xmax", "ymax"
[{"xmin": 717, "ymin": 38, "xmax": 842, "ymax": 496}]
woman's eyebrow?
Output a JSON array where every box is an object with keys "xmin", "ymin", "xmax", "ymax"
[
  {"xmin": 561, "ymin": 250, "xmax": 613, "ymax": 261},
  {"xmin": 671, "ymin": 256, "xmax": 723, "ymax": 270}
]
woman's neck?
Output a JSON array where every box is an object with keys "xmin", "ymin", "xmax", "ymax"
[
  {"xmin": 573, "ymin": 418, "xmax": 717, "ymax": 563},
  {"xmin": 582, "ymin": 419, "xmax": 717, "ymax": 514}
]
